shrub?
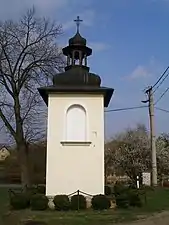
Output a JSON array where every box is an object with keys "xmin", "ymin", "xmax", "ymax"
[
  {"xmin": 113, "ymin": 182, "xmax": 130, "ymax": 208},
  {"xmin": 113, "ymin": 182, "xmax": 127, "ymax": 197},
  {"xmin": 36, "ymin": 185, "xmax": 46, "ymax": 194},
  {"xmin": 115, "ymin": 192, "xmax": 129, "ymax": 208},
  {"xmin": 70, "ymin": 194, "xmax": 87, "ymax": 210},
  {"xmin": 128, "ymin": 189, "xmax": 142, "ymax": 207},
  {"xmin": 105, "ymin": 185, "xmax": 112, "ymax": 196},
  {"xmin": 26, "ymin": 185, "xmax": 46, "ymax": 195},
  {"xmin": 26, "ymin": 186, "xmax": 37, "ymax": 199},
  {"xmin": 115, "ymin": 186, "xmax": 142, "ymax": 208},
  {"xmin": 128, "ymin": 183, "xmax": 137, "ymax": 189},
  {"xmin": 53, "ymin": 195, "xmax": 70, "ymax": 211},
  {"xmin": 30, "ymin": 194, "xmax": 48, "ymax": 210},
  {"xmin": 24, "ymin": 221, "xmax": 47, "ymax": 225},
  {"xmin": 10, "ymin": 192, "xmax": 30, "ymax": 210},
  {"xmin": 163, "ymin": 181, "xmax": 169, "ymax": 188},
  {"xmin": 140, "ymin": 184, "xmax": 154, "ymax": 191},
  {"xmin": 91, "ymin": 194, "xmax": 111, "ymax": 210}
]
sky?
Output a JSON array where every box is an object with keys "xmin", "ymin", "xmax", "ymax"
[{"xmin": 0, "ymin": 0, "xmax": 169, "ymax": 141}]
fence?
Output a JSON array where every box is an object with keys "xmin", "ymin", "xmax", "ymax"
[{"xmin": 68, "ymin": 189, "xmax": 93, "ymax": 210}]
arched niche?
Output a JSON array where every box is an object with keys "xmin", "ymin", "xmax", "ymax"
[{"xmin": 66, "ymin": 104, "xmax": 87, "ymax": 141}]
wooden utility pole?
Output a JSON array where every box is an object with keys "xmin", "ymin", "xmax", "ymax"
[{"xmin": 145, "ymin": 87, "xmax": 158, "ymax": 186}]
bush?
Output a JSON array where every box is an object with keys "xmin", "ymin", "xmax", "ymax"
[
  {"xmin": 113, "ymin": 182, "xmax": 128, "ymax": 197},
  {"xmin": 10, "ymin": 192, "xmax": 30, "ymax": 210},
  {"xmin": 115, "ymin": 192, "xmax": 129, "ymax": 208},
  {"xmin": 140, "ymin": 184, "xmax": 154, "ymax": 191},
  {"xmin": 91, "ymin": 194, "xmax": 111, "ymax": 210},
  {"xmin": 36, "ymin": 185, "xmax": 46, "ymax": 194},
  {"xmin": 26, "ymin": 185, "xmax": 46, "ymax": 195},
  {"xmin": 113, "ymin": 182, "xmax": 129, "ymax": 208},
  {"xmin": 70, "ymin": 194, "xmax": 87, "ymax": 210},
  {"xmin": 163, "ymin": 181, "xmax": 169, "ymax": 188},
  {"xmin": 26, "ymin": 186, "xmax": 37, "ymax": 198},
  {"xmin": 128, "ymin": 189, "xmax": 142, "ymax": 207},
  {"xmin": 115, "ymin": 186, "xmax": 142, "ymax": 208},
  {"xmin": 53, "ymin": 195, "xmax": 70, "ymax": 211},
  {"xmin": 30, "ymin": 194, "xmax": 48, "ymax": 210},
  {"xmin": 105, "ymin": 185, "xmax": 112, "ymax": 195},
  {"xmin": 24, "ymin": 221, "xmax": 47, "ymax": 225},
  {"xmin": 128, "ymin": 183, "xmax": 137, "ymax": 189}
]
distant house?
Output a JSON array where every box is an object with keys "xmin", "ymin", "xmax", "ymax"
[{"xmin": 0, "ymin": 146, "xmax": 10, "ymax": 161}]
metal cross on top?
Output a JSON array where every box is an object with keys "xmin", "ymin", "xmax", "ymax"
[{"xmin": 74, "ymin": 16, "xmax": 83, "ymax": 32}]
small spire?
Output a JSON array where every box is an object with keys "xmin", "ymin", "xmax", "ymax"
[{"xmin": 74, "ymin": 16, "xmax": 83, "ymax": 33}]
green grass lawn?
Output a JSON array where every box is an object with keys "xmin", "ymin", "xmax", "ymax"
[{"xmin": 1, "ymin": 187, "xmax": 169, "ymax": 225}]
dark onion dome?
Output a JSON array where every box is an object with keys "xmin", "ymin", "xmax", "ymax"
[
  {"xmin": 69, "ymin": 31, "xmax": 86, "ymax": 46},
  {"xmin": 53, "ymin": 65, "xmax": 101, "ymax": 87},
  {"xmin": 62, "ymin": 44, "xmax": 92, "ymax": 58}
]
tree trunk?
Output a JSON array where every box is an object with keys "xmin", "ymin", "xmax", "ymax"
[
  {"xmin": 17, "ymin": 142, "xmax": 31, "ymax": 188},
  {"xmin": 13, "ymin": 93, "xmax": 31, "ymax": 188}
]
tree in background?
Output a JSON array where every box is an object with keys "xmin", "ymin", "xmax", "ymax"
[
  {"xmin": 28, "ymin": 141, "xmax": 46, "ymax": 184},
  {"xmin": 156, "ymin": 133, "xmax": 169, "ymax": 182},
  {"xmin": 105, "ymin": 124, "xmax": 151, "ymax": 183},
  {"xmin": 105, "ymin": 124, "xmax": 169, "ymax": 184},
  {"xmin": 1, "ymin": 141, "xmax": 46, "ymax": 184},
  {"xmin": 3, "ymin": 150, "xmax": 21, "ymax": 184},
  {"xmin": 0, "ymin": 7, "xmax": 64, "ymax": 187}
]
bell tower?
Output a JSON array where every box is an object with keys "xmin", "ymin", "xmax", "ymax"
[
  {"xmin": 38, "ymin": 16, "xmax": 114, "ymax": 198},
  {"xmin": 63, "ymin": 16, "xmax": 92, "ymax": 68}
]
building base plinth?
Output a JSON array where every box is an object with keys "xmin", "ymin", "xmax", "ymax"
[{"xmin": 47, "ymin": 196, "xmax": 55, "ymax": 210}]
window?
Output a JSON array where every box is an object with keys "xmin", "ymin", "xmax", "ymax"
[{"xmin": 66, "ymin": 104, "xmax": 86, "ymax": 141}]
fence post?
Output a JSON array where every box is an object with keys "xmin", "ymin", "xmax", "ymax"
[{"xmin": 77, "ymin": 190, "xmax": 80, "ymax": 211}]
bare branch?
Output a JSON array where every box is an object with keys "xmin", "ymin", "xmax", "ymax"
[
  {"xmin": 0, "ymin": 107, "xmax": 16, "ymax": 138},
  {"xmin": 0, "ymin": 7, "xmax": 64, "ymax": 185}
]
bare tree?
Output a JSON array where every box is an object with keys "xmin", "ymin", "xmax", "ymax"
[{"xmin": 0, "ymin": 8, "xmax": 65, "ymax": 187}]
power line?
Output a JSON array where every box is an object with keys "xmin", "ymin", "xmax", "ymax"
[
  {"xmin": 155, "ymin": 107, "xmax": 169, "ymax": 113},
  {"xmin": 105, "ymin": 68, "xmax": 169, "ymax": 114},
  {"xmin": 153, "ymin": 72, "xmax": 169, "ymax": 94},
  {"xmin": 105, "ymin": 105, "xmax": 148, "ymax": 113},
  {"xmin": 152, "ymin": 66, "xmax": 169, "ymax": 90},
  {"xmin": 105, "ymin": 105, "xmax": 169, "ymax": 113},
  {"xmin": 105, "ymin": 105, "xmax": 169, "ymax": 114},
  {"xmin": 154, "ymin": 87, "xmax": 169, "ymax": 105}
]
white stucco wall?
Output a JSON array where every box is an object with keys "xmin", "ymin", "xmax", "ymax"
[{"xmin": 46, "ymin": 93, "xmax": 104, "ymax": 197}]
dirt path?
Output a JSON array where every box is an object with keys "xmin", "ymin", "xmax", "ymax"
[{"xmin": 119, "ymin": 211, "xmax": 169, "ymax": 225}]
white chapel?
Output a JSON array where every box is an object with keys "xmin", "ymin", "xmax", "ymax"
[{"xmin": 38, "ymin": 16, "xmax": 114, "ymax": 198}]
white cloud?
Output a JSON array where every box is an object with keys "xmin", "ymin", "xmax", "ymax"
[
  {"xmin": 89, "ymin": 42, "xmax": 110, "ymax": 52},
  {"xmin": 126, "ymin": 57, "xmax": 163, "ymax": 80},
  {"xmin": 63, "ymin": 21, "xmax": 74, "ymax": 31},
  {"xmin": 128, "ymin": 65, "xmax": 152, "ymax": 79}
]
